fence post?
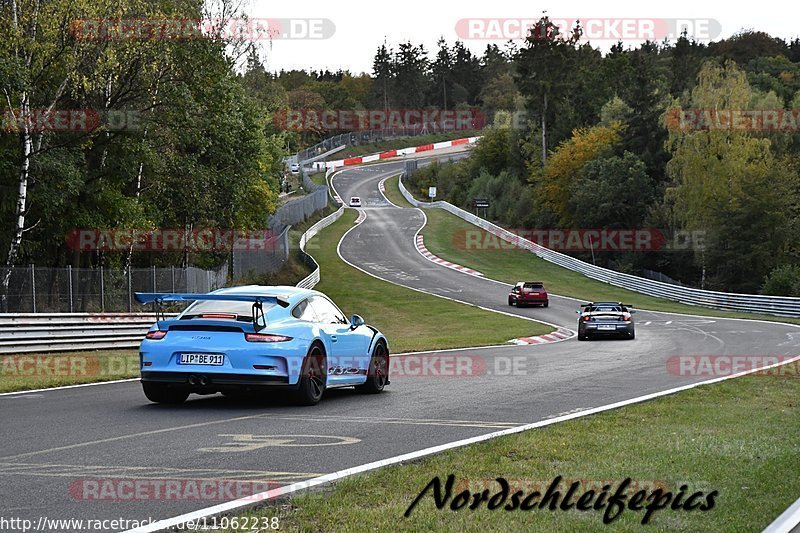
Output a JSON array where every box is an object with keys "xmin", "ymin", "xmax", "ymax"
[
  {"xmin": 127, "ymin": 268, "xmax": 132, "ymax": 312},
  {"xmin": 68, "ymin": 265, "xmax": 73, "ymax": 313},
  {"xmin": 100, "ymin": 265, "xmax": 105, "ymax": 312},
  {"xmin": 152, "ymin": 265, "xmax": 156, "ymax": 292},
  {"xmin": 171, "ymin": 266, "xmax": 175, "ymax": 292},
  {"xmin": 30, "ymin": 264, "xmax": 36, "ymax": 313}
]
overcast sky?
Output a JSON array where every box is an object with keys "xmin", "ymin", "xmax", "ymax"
[{"xmin": 242, "ymin": 0, "xmax": 798, "ymax": 74}]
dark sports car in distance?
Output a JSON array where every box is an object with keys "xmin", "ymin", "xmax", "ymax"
[
  {"xmin": 577, "ymin": 302, "xmax": 636, "ymax": 340},
  {"xmin": 508, "ymin": 281, "xmax": 549, "ymax": 308}
]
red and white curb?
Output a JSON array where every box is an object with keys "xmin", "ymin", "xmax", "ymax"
[
  {"xmin": 354, "ymin": 209, "xmax": 366, "ymax": 225},
  {"xmin": 510, "ymin": 328, "xmax": 574, "ymax": 345},
  {"xmin": 326, "ymin": 136, "xmax": 479, "ymax": 170},
  {"xmin": 415, "ymin": 235, "xmax": 483, "ymax": 276}
]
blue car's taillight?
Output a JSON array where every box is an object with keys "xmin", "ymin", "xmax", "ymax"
[
  {"xmin": 245, "ymin": 333, "xmax": 293, "ymax": 343},
  {"xmin": 145, "ymin": 330, "xmax": 167, "ymax": 340}
]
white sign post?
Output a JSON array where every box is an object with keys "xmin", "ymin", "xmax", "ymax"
[{"xmin": 428, "ymin": 187, "xmax": 437, "ymax": 200}]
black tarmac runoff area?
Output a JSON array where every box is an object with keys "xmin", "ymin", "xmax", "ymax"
[{"xmin": 2, "ymin": 150, "xmax": 799, "ymax": 530}]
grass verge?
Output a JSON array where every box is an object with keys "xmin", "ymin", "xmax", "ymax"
[
  {"xmin": 392, "ymin": 176, "xmax": 799, "ymax": 325},
  {"xmin": 229, "ymin": 372, "xmax": 800, "ymax": 531},
  {"xmin": 0, "ymin": 350, "xmax": 139, "ymax": 393},
  {"xmin": 381, "ymin": 172, "xmax": 414, "ymax": 208},
  {"xmin": 307, "ymin": 209, "xmax": 551, "ymax": 352}
]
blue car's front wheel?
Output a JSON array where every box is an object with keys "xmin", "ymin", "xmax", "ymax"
[{"xmin": 294, "ymin": 344, "xmax": 327, "ymax": 406}]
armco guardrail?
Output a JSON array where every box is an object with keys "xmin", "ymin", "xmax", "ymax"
[
  {"xmin": 0, "ymin": 313, "xmax": 174, "ymax": 354},
  {"xmin": 296, "ymin": 169, "xmax": 345, "ymax": 290},
  {"xmin": 399, "ymin": 176, "xmax": 800, "ymax": 318}
]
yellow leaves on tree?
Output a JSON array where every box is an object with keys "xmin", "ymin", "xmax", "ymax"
[{"xmin": 536, "ymin": 124, "xmax": 621, "ymax": 226}]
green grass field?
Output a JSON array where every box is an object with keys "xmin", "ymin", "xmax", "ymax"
[
  {"xmin": 230, "ymin": 371, "xmax": 800, "ymax": 532},
  {"xmin": 382, "ymin": 172, "xmax": 414, "ymax": 208}
]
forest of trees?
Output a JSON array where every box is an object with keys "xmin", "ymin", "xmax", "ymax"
[{"xmin": 2, "ymin": 5, "xmax": 799, "ymax": 299}]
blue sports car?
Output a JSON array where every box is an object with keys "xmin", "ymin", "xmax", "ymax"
[{"xmin": 134, "ymin": 286, "xmax": 390, "ymax": 405}]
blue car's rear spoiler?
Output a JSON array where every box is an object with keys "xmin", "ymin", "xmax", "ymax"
[
  {"xmin": 134, "ymin": 292, "xmax": 290, "ymax": 331},
  {"xmin": 134, "ymin": 292, "xmax": 290, "ymax": 308}
]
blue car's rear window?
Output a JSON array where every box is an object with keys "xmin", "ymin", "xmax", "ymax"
[{"xmin": 183, "ymin": 300, "xmax": 277, "ymax": 318}]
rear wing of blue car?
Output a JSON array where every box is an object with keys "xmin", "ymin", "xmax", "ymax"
[{"xmin": 134, "ymin": 292, "xmax": 290, "ymax": 330}]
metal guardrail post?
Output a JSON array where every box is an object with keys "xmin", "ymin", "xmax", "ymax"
[
  {"xmin": 30, "ymin": 264, "xmax": 35, "ymax": 313},
  {"xmin": 68, "ymin": 265, "xmax": 73, "ymax": 313},
  {"xmin": 100, "ymin": 265, "xmax": 104, "ymax": 312},
  {"xmin": 127, "ymin": 268, "xmax": 132, "ymax": 312},
  {"xmin": 152, "ymin": 265, "xmax": 156, "ymax": 292},
  {"xmin": 171, "ymin": 266, "xmax": 175, "ymax": 292}
]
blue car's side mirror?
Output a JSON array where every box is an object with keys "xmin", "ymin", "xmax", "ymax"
[{"xmin": 350, "ymin": 314, "xmax": 365, "ymax": 329}]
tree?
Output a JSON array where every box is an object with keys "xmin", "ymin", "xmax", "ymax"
[
  {"xmin": 619, "ymin": 42, "xmax": 670, "ymax": 181},
  {"xmin": 666, "ymin": 60, "xmax": 789, "ymax": 291},
  {"xmin": 570, "ymin": 152, "xmax": 654, "ymax": 230},
  {"xmin": 393, "ymin": 42, "xmax": 429, "ymax": 109},
  {"xmin": 515, "ymin": 15, "xmax": 582, "ymax": 165},
  {"xmin": 429, "ymin": 38, "xmax": 453, "ymax": 109},
  {"xmin": 669, "ymin": 31, "xmax": 707, "ymax": 99},
  {"xmin": 536, "ymin": 124, "xmax": 621, "ymax": 226},
  {"xmin": 371, "ymin": 42, "xmax": 393, "ymax": 110},
  {"xmin": 480, "ymin": 73, "xmax": 519, "ymax": 114}
]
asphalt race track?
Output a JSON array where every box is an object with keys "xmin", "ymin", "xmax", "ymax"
[{"xmin": 2, "ymin": 151, "xmax": 799, "ymax": 530}]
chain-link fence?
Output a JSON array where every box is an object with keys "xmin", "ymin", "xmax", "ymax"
[
  {"xmin": 273, "ymin": 186, "xmax": 329, "ymax": 228},
  {"xmin": 231, "ymin": 225, "xmax": 290, "ymax": 280},
  {"xmin": 231, "ymin": 185, "xmax": 329, "ymax": 279},
  {"xmin": 1, "ymin": 264, "xmax": 227, "ymax": 313}
]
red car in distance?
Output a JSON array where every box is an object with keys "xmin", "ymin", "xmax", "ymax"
[{"xmin": 508, "ymin": 281, "xmax": 549, "ymax": 308}]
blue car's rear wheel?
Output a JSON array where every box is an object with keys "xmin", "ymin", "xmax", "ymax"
[
  {"xmin": 356, "ymin": 341, "xmax": 389, "ymax": 394},
  {"xmin": 142, "ymin": 382, "xmax": 189, "ymax": 404},
  {"xmin": 294, "ymin": 344, "xmax": 327, "ymax": 406}
]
